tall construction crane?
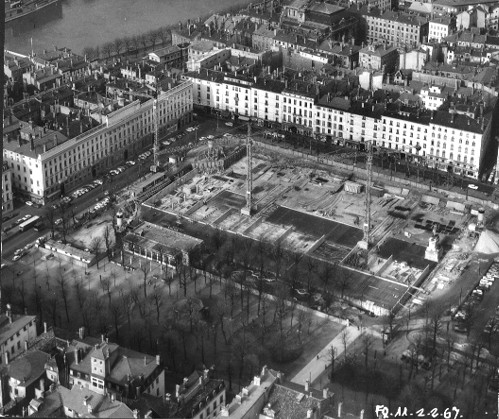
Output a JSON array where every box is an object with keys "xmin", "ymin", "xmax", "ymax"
[
  {"xmin": 151, "ymin": 85, "xmax": 160, "ymax": 172},
  {"xmin": 359, "ymin": 140, "xmax": 373, "ymax": 250},
  {"xmin": 241, "ymin": 123, "xmax": 253, "ymax": 216}
]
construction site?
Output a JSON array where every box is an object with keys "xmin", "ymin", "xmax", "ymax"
[{"xmin": 134, "ymin": 125, "xmax": 481, "ymax": 317}]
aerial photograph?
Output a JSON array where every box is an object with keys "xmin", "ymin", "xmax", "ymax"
[{"xmin": 2, "ymin": 0, "xmax": 499, "ymax": 417}]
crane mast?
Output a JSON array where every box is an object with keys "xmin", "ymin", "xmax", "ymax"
[
  {"xmin": 152, "ymin": 86, "xmax": 159, "ymax": 172},
  {"xmin": 359, "ymin": 141, "xmax": 373, "ymax": 250},
  {"xmin": 241, "ymin": 123, "xmax": 253, "ymax": 216}
]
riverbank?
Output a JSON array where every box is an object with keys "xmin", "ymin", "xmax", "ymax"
[
  {"xmin": 81, "ymin": 1, "xmax": 255, "ymax": 62},
  {"xmin": 5, "ymin": 0, "xmax": 262, "ymax": 56}
]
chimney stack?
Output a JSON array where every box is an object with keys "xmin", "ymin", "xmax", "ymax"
[
  {"xmin": 4, "ymin": 353, "xmax": 9, "ymax": 365},
  {"xmin": 156, "ymin": 355, "xmax": 160, "ymax": 365},
  {"xmin": 304, "ymin": 380, "xmax": 309, "ymax": 392},
  {"xmin": 30, "ymin": 135, "xmax": 35, "ymax": 151},
  {"xmin": 44, "ymin": 322, "xmax": 48, "ymax": 334},
  {"xmin": 144, "ymin": 356, "xmax": 147, "ymax": 366},
  {"xmin": 75, "ymin": 348, "xmax": 80, "ymax": 365},
  {"xmin": 79, "ymin": 327, "xmax": 85, "ymax": 340}
]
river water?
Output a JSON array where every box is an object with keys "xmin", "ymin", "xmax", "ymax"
[{"xmin": 5, "ymin": 0, "xmax": 253, "ymax": 55}]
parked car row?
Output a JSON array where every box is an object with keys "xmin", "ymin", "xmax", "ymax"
[
  {"xmin": 90, "ymin": 197, "xmax": 110, "ymax": 214},
  {"xmin": 453, "ymin": 263, "xmax": 498, "ymax": 333},
  {"xmin": 138, "ymin": 151, "xmax": 152, "ymax": 161}
]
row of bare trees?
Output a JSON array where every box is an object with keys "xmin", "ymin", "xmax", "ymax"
[{"xmin": 83, "ymin": 27, "xmax": 171, "ymax": 62}]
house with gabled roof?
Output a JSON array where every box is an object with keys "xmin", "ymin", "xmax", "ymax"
[
  {"xmin": 27, "ymin": 383, "xmax": 136, "ymax": 418},
  {"xmin": 0, "ymin": 349, "xmax": 51, "ymax": 411},
  {"xmin": 67, "ymin": 335, "xmax": 165, "ymax": 402}
]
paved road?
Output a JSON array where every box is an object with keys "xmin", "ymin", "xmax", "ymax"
[{"xmin": 291, "ymin": 325, "xmax": 361, "ymax": 386}]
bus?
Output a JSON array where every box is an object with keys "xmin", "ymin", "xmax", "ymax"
[{"xmin": 19, "ymin": 215, "xmax": 41, "ymax": 232}]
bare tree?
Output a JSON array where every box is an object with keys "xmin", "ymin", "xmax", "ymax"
[
  {"xmin": 113, "ymin": 38, "xmax": 124, "ymax": 56},
  {"xmin": 100, "ymin": 276, "xmax": 112, "ymax": 305},
  {"xmin": 158, "ymin": 27, "xmax": 171, "ymax": 46},
  {"xmin": 16, "ymin": 276, "xmax": 26, "ymax": 312},
  {"xmin": 320, "ymin": 262, "xmax": 336, "ymax": 294},
  {"xmin": 89, "ymin": 237, "xmax": 103, "ymax": 268},
  {"xmin": 131, "ymin": 35, "xmax": 140, "ymax": 56},
  {"xmin": 150, "ymin": 288, "xmax": 163, "ymax": 325},
  {"xmin": 57, "ymin": 270, "xmax": 71, "ymax": 324},
  {"xmin": 123, "ymin": 37, "xmax": 133, "ymax": 55},
  {"xmin": 74, "ymin": 277, "xmax": 86, "ymax": 311},
  {"xmin": 109, "ymin": 301, "xmax": 121, "ymax": 343},
  {"xmin": 139, "ymin": 33, "xmax": 149, "ymax": 51},
  {"xmin": 102, "ymin": 42, "xmax": 114, "ymax": 60},
  {"xmin": 148, "ymin": 30, "xmax": 159, "ymax": 50},
  {"xmin": 119, "ymin": 288, "xmax": 133, "ymax": 331},
  {"xmin": 341, "ymin": 329, "xmax": 349, "ymax": 358},
  {"xmin": 361, "ymin": 332, "xmax": 374, "ymax": 369},
  {"xmin": 338, "ymin": 267, "xmax": 351, "ymax": 299},
  {"xmin": 45, "ymin": 207, "xmax": 57, "ymax": 239},
  {"xmin": 103, "ymin": 225, "xmax": 113, "ymax": 262},
  {"xmin": 175, "ymin": 263, "xmax": 187, "ymax": 297},
  {"xmin": 58, "ymin": 202, "xmax": 71, "ymax": 243},
  {"xmin": 305, "ymin": 255, "xmax": 315, "ymax": 293},
  {"xmin": 328, "ymin": 345, "xmax": 338, "ymax": 381},
  {"xmin": 270, "ymin": 240, "xmax": 285, "ymax": 281},
  {"xmin": 82, "ymin": 46, "xmax": 97, "ymax": 61},
  {"xmin": 273, "ymin": 283, "xmax": 289, "ymax": 343}
]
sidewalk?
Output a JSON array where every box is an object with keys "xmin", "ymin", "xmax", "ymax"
[{"xmin": 290, "ymin": 325, "xmax": 361, "ymax": 386}]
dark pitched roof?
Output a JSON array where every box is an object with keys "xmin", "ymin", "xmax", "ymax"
[
  {"xmin": 2, "ymin": 350, "xmax": 51, "ymax": 387},
  {"xmin": 264, "ymin": 382, "xmax": 328, "ymax": 419}
]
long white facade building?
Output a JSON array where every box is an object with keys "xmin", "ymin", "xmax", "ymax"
[
  {"xmin": 185, "ymin": 70, "xmax": 496, "ymax": 179},
  {"xmin": 3, "ymin": 81, "xmax": 193, "ymax": 204}
]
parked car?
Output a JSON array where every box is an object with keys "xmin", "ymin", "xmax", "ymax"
[
  {"xmin": 93, "ymin": 179, "xmax": 103, "ymax": 185},
  {"xmin": 55, "ymin": 218, "xmax": 63, "ymax": 226},
  {"xmin": 225, "ymin": 122, "xmax": 233, "ymax": 127},
  {"xmin": 26, "ymin": 201, "xmax": 33, "ymax": 206},
  {"xmin": 295, "ymin": 288, "xmax": 309, "ymax": 296}
]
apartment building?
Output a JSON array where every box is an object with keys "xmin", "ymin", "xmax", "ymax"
[
  {"xmin": 281, "ymin": 84, "xmax": 316, "ymax": 137},
  {"xmin": 358, "ymin": 43, "xmax": 399, "ymax": 73},
  {"xmin": 2, "ymin": 163, "xmax": 14, "ymax": 215},
  {"xmin": 3, "ymin": 80, "xmax": 193, "ymax": 204},
  {"xmin": 0, "ymin": 308, "xmax": 37, "ymax": 367},
  {"xmin": 148, "ymin": 45, "xmax": 186, "ymax": 69},
  {"xmin": 429, "ymin": 16, "xmax": 454, "ymax": 42},
  {"xmin": 419, "ymin": 85, "xmax": 452, "ymax": 110},
  {"xmin": 69, "ymin": 337, "xmax": 165, "ymax": 399},
  {"xmin": 364, "ymin": 10, "xmax": 429, "ymax": 49},
  {"xmin": 186, "ymin": 69, "xmax": 495, "ymax": 179},
  {"xmin": 0, "ymin": 350, "xmax": 50, "ymax": 408}
]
